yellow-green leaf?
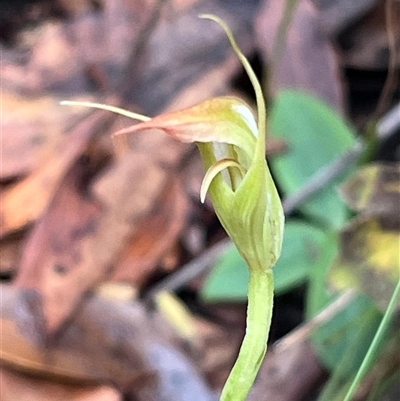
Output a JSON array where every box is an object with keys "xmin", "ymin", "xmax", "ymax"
[
  {"xmin": 331, "ymin": 216, "xmax": 400, "ymax": 311},
  {"xmin": 340, "ymin": 163, "xmax": 400, "ymax": 217}
]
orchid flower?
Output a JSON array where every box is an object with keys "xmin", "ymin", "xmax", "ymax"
[{"xmin": 62, "ymin": 14, "xmax": 284, "ymax": 401}]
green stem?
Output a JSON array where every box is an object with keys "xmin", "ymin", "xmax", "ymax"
[
  {"xmin": 220, "ymin": 270, "xmax": 274, "ymax": 401},
  {"xmin": 343, "ymin": 278, "xmax": 400, "ymax": 401}
]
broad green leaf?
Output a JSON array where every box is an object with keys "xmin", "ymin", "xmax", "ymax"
[
  {"xmin": 200, "ymin": 245, "xmax": 249, "ymax": 302},
  {"xmin": 274, "ymin": 221, "xmax": 334, "ymax": 296},
  {"xmin": 201, "ymin": 220, "xmax": 335, "ymax": 302},
  {"xmin": 306, "ymin": 230, "xmax": 338, "ymax": 318},
  {"xmin": 312, "ymin": 293, "xmax": 382, "ymax": 388},
  {"xmin": 269, "ymin": 90, "xmax": 356, "ymax": 228}
]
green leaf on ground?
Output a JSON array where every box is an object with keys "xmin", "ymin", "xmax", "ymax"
[
  {"xmin": 200, "ymin": 244, "xmax": 249, "ymax": 302},
  {"xmin": 269, "ymin": 90, "xmax": 356, "ymax": 228},
  {"xmin": 200, "ymin": 220, "xmax": 335, "ymax": 302},
  {"xmin": 274, "ymin": 221, "xmax": 334, "ymax": 296},
  {"xmin": 305, "ymin": 229, "xmax": 338, "ymax": 318},
  {"xmin": 312, "ymin": 293, "xmax": 382, "ymax": 401}
]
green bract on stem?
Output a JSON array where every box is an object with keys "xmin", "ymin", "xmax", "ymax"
[{"xmin": 61, "ymin": 15, "xmax": 284, "ymax": 401}]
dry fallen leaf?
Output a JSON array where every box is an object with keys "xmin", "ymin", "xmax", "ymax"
[
  {"xmin": 111, "ymin": 176, "xmax": 189, "ymax": 285},
  {"xmin": 1, "ymin": 284, "xmax": 158, "ymax": 392},
  {"xmin": 339, "ymin": 1, "xmax": 400, "ymax": 69},
  {"xmin": 1, "ymin": 0, "xmax": 162, "ymax": 94},
  {"xmin": 13, "ymin": 126, "xmax": 188, "ymax": 334},
  {"xmin": 0, "ymin": 91, "xmax": 89, "ymax": 180},
  {"xmin": 0, "ymin": 106, "xmax": 117, "ymax": 238},
  {"xmin": 0, "ymin": 235, "xmax": 22, "ymax": 275},
  {"xmin": 125, "ymin": 0, "xmax": 254, "ymax": 114},
  {"xmin": 0, "ymin": 369, "xmax": 121, "ymax": 401},
  {"xmin": 1, "ymin": 284, "xmax": 216, "ymax": 401},
  {"xmin": 247, "ymin": 338, "xmax": 325, "ymax": 401}
]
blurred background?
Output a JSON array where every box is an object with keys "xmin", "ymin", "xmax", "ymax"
[{"xmin": 1, "ymin": 0, "xmax": 399, "ymax": 400}]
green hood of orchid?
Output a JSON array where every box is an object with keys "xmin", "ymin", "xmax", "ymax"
[
  {"xmin": 116, "ymin": 94, "xmax": 284, "ymax": 273},
  {"xmin": 62, "ymin": 15, "xmax": 284, "ymax": 274}
]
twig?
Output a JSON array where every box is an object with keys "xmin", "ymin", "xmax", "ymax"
[
  {"xmin": 117, "ymin": 0, "xmax": 166, "ymax": 98},
  {"xmin": 374, "ymin": 0, "xmax": 399, "ymax": 119},
  {"xmin": 377, "ymin": 101, "xmax": 400, "ymax": 138},
  {"xmin": 273, "ymin": 289, "xmax": 356, "ymax": 351},
  {"xmin": 268, "ymin": 0, "xmax": 301, "ymax": 89},
  {"xmin": 144, "ymin": 239, "xmax": 231, "ymax": 300},
  {"xmin": 281, "ymin": 144, "xmax": 362, "ymax": 215}
]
